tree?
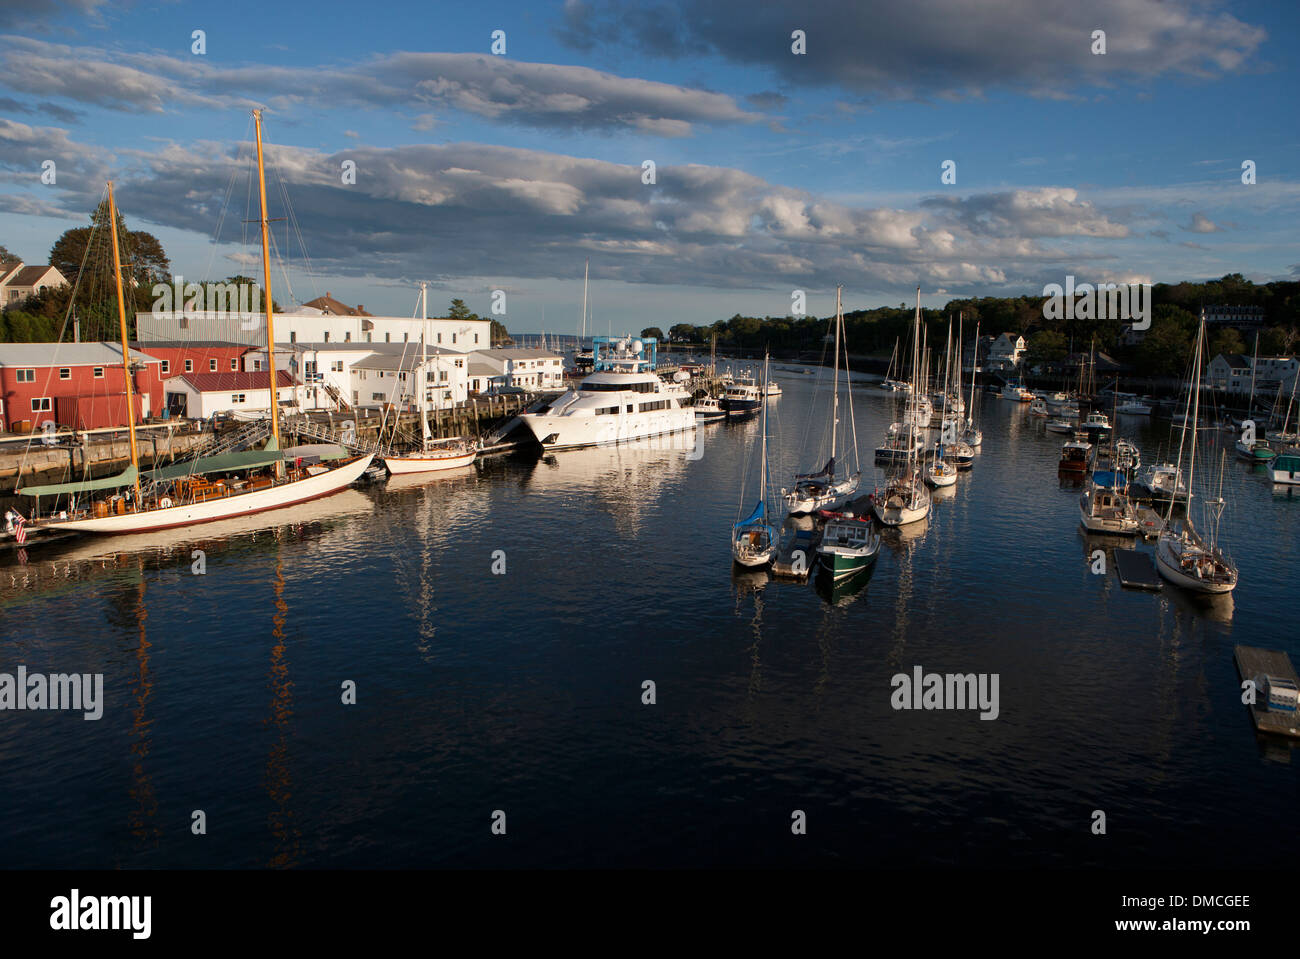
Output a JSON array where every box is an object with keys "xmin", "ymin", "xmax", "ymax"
[
  {"xmin": 0, "ymin": 245, "xmax": 19, "ymax": 267},
  {"xmin": 1026, "ymin": 330, "xmax": 1067, "ymax": 366},
  {"xmin": 50, "ymin": 199, "xmax": 170, "ymax": 290},
  {"xmin": 669, "ymin": 323, "xmax": 699, "ymax": 343},
  {"xmin": 1209, "ymin": 328, "xmax": 1246, "ymax": 360},
  {"xmin": 448, "ymin": 298, "xmax": 476, "ymax": 322},
  {"xmin": 640, "ymin": 326, "xmax": 664, "ymax": 341}
]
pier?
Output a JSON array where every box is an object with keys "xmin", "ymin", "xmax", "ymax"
[{"xmin": 1234, "ymin": 646, "xmax": 1300, "ymax": 739}]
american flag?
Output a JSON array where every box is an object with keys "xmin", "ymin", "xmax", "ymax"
[{"xmin": 14, "ymin": 516, "xmax": 26, "ymax": 545}]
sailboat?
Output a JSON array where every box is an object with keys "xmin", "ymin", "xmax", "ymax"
[
  {"xmin": 782, "ymin": 287, "xmax": 861, "ymax": 514},
  {"xmin": 881, "ymin": 338, "xmax": 910, "ymax": 392},
  {"xmin": 732, "ymin": 354, "xmax": 779, "ymax": 567},
  {"xmin": 1155, "ymin": 314, "xmax": 1238, "ymax": 593},
  {"xmin": 942, "ymin": 315, "xmax": 974, "ymax": 468},
  {"xmin": 872, "ymin": 287, "xmax": 932, "ymax": 526},
  {"xmin": 1235, "ymin": 332, "xmax": 1276, "ymax": 463},
  {"xmin": 382, "ymin": 282, "xmax": 477, "ymax": 474},
  {"xmin": 19, "ymin": 112, "xmax": 374, "ymax": 534},
  {"xmin": 960, "ymin": 321, "xmax": 983, "ymax": 447}
]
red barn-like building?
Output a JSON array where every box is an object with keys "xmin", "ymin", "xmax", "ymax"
[
  {"xmin": 132, "ymin": 340, "xmax": 250, "ymax": 380},
  {"xmin": 0, "ymin": 342, "xmax": 164, "ymax": 432}
]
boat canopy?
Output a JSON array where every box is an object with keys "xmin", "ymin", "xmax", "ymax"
[
  {"xmin": 1092, "ymin": 470, "xmax": 1127, "ymax": 489},
  {"xmin": 18, "ymin": 465, "xmax": 139, "ymax": 498}
]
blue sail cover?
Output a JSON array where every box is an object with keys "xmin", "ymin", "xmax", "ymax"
[
  {"xmin": 1093, "ymin": 470, "xmax": 1127, "ymax": 490},
  {"xmin": 734, "ymin": 500, "xmax": 766, "ymax": 529},
  {"xmin": 797, "ymin": 457, "xmax": 835, "ymax": 481}
]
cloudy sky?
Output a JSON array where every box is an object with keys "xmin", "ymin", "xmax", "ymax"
[{"xmin": 0, "ymin": 0, "xmax": 1296, "ymax": 331}]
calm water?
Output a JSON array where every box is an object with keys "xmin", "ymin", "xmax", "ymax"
[{"xmin": 2, "ymin": 370, "xmax": 1298, "ymax": 869}]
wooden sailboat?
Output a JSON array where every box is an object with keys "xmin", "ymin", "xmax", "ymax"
[
  {"xmin": 19, "ymin": 112, "xmax": 374, "ymax": 533},
  {"xmin": 872, "ymin": 287, "xmax": 932, "ymax": 526},
  {"xmin": 961, "ymin": 320, "xmax": 983, "ymax": 447},
  {"xmin": 782, "ymin": 287, "xmax": 861, "ymax": 514},
  {"xmin": 382, "ymin": 282, "xmax": 477, "ymax": 474},
  {"xmin": 732, "ymin": 354, "xmax": 779, "ymax": 567},
  {"xmin": 1155, "ymin": 313, "xmax": 1238, "ymax": 593}
]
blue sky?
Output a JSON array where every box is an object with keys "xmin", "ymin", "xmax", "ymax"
[{"xmin": 1, "ymin": 0, "xmax": 1296, "ymax": 333}]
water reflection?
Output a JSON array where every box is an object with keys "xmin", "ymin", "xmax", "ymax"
[
  {"xmin": 126, "ymin": 572, "xmax": 159, "ymax": 853},
  {"xmin": 264, "ymin": 551, "xmax": 300, "ymax": 869}
]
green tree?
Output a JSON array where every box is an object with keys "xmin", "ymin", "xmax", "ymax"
[
  {"xmin": 1209, "ymin": 328, "xmax": 1246, "ymax": 360},
  {"xmin": 669, "ymin": 323, "xmax": 698, "ymax": 342},
  {"xmin": 640, "ymin": 326, "xmax": 664, "ymax": 341},
  {"xmin": 0, "ymin": 245, "xmax": 19, "ymax": 267},
  {"xmin": 1026, "ymin": 330, "xmax": 1067, "ymax": 366}
]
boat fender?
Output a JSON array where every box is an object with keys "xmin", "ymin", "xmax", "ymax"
[{"xmin": 159, "ymin": 497, "xmax": 173, "ymax": 509}]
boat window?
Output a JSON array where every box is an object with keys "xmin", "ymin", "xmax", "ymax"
[{"xmin": 596, "ymin": 406, "xmax": 619, "ymax": 415}]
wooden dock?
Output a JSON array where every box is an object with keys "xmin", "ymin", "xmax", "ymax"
[
  {"xmin": 1113, "ymin": 549, "xmax": 1163, "ymax": 590},
  {"xmin": 1234, "ymin": 646, "xmax": 1300, "ymax": 738},
  {"xmin": 773, "ymin": 527, "xmax": 820, "ymax": 581}
]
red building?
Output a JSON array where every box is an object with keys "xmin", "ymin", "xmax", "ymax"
[
  {"xmin": 132, "ymin": 340, "xmax": 250, "ymax": 381},
  {"xmin": 0, "ymin": 342, "xmax": 164, "ymax": 432}
]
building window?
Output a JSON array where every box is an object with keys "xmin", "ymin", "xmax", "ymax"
[
  {"xmin": 160, "ymin": 360, "xmax": 170, "ymax": 374},
  {"xmin": 331, "ymin": 361, "xmax": 342, "ymax": 372},
  {"xmin": 253, "ymin": 360, "xmax": 262, "ymax": 371},
  {"xmin": 59, "ymin": 367, "xmax": 70, "ymax": 379},
  {"xmin": 232, "ymin": 393, "xmax": 245, "ymax": 403},
  {"xmin": 209, "ymin": 358, "xmax": 217, "ymax": 372},
  {"xmin": 475, "ymin": 334, "xmax": 479, "ymax": 344},
  {"xmin": 451, "ymin": 333, "xmax": 456, "ymax": 345},
  {"xmin": 289, "ymin": 331, "xmax": 297, "ymax": 343},
  {"xmin": 93, "ymin": 367, "xmax": 104, "ymax": 378},
  {"xmin": 372, "ymin": 392, "xmax": 384, "ymax": 401},
  {"xmin": 365, "ymin": 332, "xmax": 372, "ymax": 342},
  {"xmin": 403, "ymin": 332, "xmax": 409, "ymax": 342},
  {"xmin": 185, "ymin": 359, "xmax": 193, "ymax": 372},
  {"xmin": 385, "ymin": 332, "xmax": 391, "ymax": 343},
  {"xmin": 323, "ymin": 332, "xmax": 330, "ymax": 342},
  {"xmin": 437, "ymin": 333, "xmax": 442, "ymax": 344},
  {"xmin": 31, "ymin": 397, "xmax": 52, "ymax": 412},
  {"xmin": 231, "ymin": 358, "xmax": 238, "ymax": 371},
  {"xmin": 179, "ymin": 316, "xmax": 189, "ymax": 329},
  {"xmin": 345, "ymin": 331, "xmax": 352, "ymax": 342},
  {"xmin": 440, "ymin": 370, "xmax": 448, "ymax": 382},
  {"xmin": 358, "ymin": 370, "xmax": 366, "ymax": 381},
  {"xmin": 17, "ymin": 368, "xmax": 35, "ymax": 382}
]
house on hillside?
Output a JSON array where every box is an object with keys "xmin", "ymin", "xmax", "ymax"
[
  {"xmin": 0, "ymin": 262, "xmax": 69, "ymax": 307},
  {"xmin": 986, "ymin": 332, "xmax": 1027, "ymax": 372}
]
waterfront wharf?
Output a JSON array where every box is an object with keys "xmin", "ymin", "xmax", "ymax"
[{"xmin": 1233, "ymin": 646, "xmax": 1300, "ymax": 738}]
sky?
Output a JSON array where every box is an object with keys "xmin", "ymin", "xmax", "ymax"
[{"xmin": 0, "ymin": 0, "xmax": 1297, "ymax": 334}]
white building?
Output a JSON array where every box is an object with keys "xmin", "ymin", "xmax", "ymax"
[
  {"xmin": 166, "ymin": 370, "xmax": 297, "ymax": 420},
  {"xmin": 1208, "ymin": 353, "xmax": 1299, "ymax": 395},
  {"xmin": 987, "ymin": 333, "xmax": 1026, "ymax": 371},
  {"xmin": 350, "ymin": 347, "xmax": 469, "ymax": 411},
  {"xmin": 137, "ymin": 306, "xmax": 492, "ymax": 353},
  {"xmin": 470, "ymin": 348, "xmax": 565, "ymax": 391}
]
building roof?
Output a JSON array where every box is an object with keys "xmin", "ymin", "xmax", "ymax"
[
  {"xmin": 351, "ymin": 346, "xmax": 463, "ymax": 371},
  {"xmin": 300, "ymin": 292, "xmax": 372, "ymax": 316},
  {"xmin": 476, "ymin": 348, "xmax": 562, "ymax": 360},
  {"xmin": 468, "ymin": 361, "xmax": 497, "ymax": 377},
  {"xmin": 131, "ymin": 340, "xmax": 250, "ymax": 350},
  {"xmin": 177, "ymin": 370, "xmax": 295, "ymax": 392},
  {"xmin": 10, "ymin": 265, "xmax": 63, "ymax": 287},
  {"xmin": 1217, "ymin": 354, "xmax": 1251, "ymax": 368},
  {"xmin": 266, "ymin": 341, "xmax": 412, "ymax": 354},
  {"xmin": 0, "ymin": 341, "xmax": 159, "ymax": 367},
  {"xmin": 0, "ymin": 262, "xmax": 26, "ymax": 285}
]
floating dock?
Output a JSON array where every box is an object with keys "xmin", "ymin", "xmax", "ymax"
[
  {"xmin": 1113, "ymin": 549, "xmax": 1163, "ymax": 590},
  {"xmin": 1234, "ymin": 646, "xmax": 1300, "ymax": 738},
  {"xmin": 773, "ymin": 527, "xmax": 820, "ymax": 581}
]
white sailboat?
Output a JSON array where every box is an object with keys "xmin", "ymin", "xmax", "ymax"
[
  {"xmin": 1155, "ymin": 314, "xmax": 1238, "ymax": 593},
  {"xmin": 782, "ymin": 287, "xmax": 861, "ymax": 514},
  {"xmin": 19, "ymin": 112, "xmax": 373, "ymax": 534},
  {"xmin": 383, "ymin": 282, "xmax": 477, "ymax": 474},
  {"xmin": 873, "ymin": 287, "xmax": 932, "ymax": 526},
  {"xmin": 961, "ymin": 320, "xmax": 983, "ymax": 448}
]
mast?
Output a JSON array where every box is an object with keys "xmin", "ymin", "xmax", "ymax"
[
  {"xmin": 911, "ymin": 286, "xmax": 922, "ymax": 467},
  {"xmin": 581, "ymin": 258, "xmax": 589, "ymax": 343},
  {"xmin": 968, "ymin": 320, "xmax": 979, "ymax": 426},
  {"xmin": 253, "ymin": 110, "xmax": 282, "ymax": 474},
  {"xmin": 107, "ymin": 181, "xmax": 142, "ymax": 506},
  {"xmin": 419, "ymin": 281, "xmax": 431, "ymax": 450},
  {"xmin": 760, "ymin": 351, "xmax": 770, "ymax": 506},
  {"xmin": 1248, "ymin": 331, "xmax": 1259, "ymax": 417},
  {"xmin": 1187, "ymin": 316, "xmax": 1203, "ymax": 505},
  {"xmin": 831, "ymin": 285, "xmax": 842, "ymax": 472}
]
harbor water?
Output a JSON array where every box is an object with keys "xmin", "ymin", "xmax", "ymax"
[{"xmin": 2, "ymin": 369, "xmax": 1298, "ymax": 868}]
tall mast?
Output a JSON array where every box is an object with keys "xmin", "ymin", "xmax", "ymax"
[
  {"xmin": 760, "ymin": 351, "xmax": 770, "ymax": 505},
  {"xmin": 581, "ymin": 258, "xmax": 589, "ymax": 343},
  {"xmin": 1187, "ymin": 315, "xmax": 1203, "ymax": 503},
  {"xmin": 419, "ymin": 281, "xmax": 431, "ymax": 449},
  {"xmin": 911, "ymin": 286, "xmax": 921, "ymax": 465},
  {"xmin": 1248, "ymin": 331, "xmax": 1259, "ymax": 416},
  {"xmin": 831, "ymin": 285, "xmax": 841, "ymax": 468},
  {"xmin": 107, "ymin": 181, "xmax": 142, "ymax": 505},
  {"xmin": 253, "ymin": 110, "xmax": 282, "ymax": 472},
  {"xmin": 968, "ymin": 320, "xmax": 979, "ymax": 424}
]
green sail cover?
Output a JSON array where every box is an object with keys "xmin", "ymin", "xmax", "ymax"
[
  {"xmin": 19, "ymin": 465, "xmax": 140, "ymax": 498},
  {"xmin": 143, "ymin": 437, "xmax": 281, "ymax": 482}
]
